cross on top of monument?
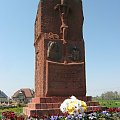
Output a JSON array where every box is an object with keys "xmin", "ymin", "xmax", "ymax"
[{"xmin": 54, "ymin": 0, "xmax": 70, "ymax": 42}]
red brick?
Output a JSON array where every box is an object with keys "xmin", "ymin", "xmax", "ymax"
[
  {"xmin": 32, "ymin": 97, "xmax": 46, "ymax": 103},
  {"xmin": 45, "ymin": 97, "xmax": 52, "ymax": 103},
  {"xmin": 40, "ymin": 103, "xmax": 47, "ymax": 109},
  {"xmin": 54, "ymin": 109, "xmax": 61, "ymax": 115},
  {"xmin": 46, "ymin": 103, "xmax": 53, "ymax": 109},
  {"xmin": 51, "ymin": 97, "xmax": 60, "ymax": 103},
  {"xmin": 52, "ymin": 103, "xmax": 59, "ymax": 108}
]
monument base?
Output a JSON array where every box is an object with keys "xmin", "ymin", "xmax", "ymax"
[{"xmin": 23, "ymin": 96, "xmax": 101, "ymax": 117}]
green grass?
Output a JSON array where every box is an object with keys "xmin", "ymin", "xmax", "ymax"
[
  {"xmin": 95, "ymin": 99, "xmax": 120, "ymax": 108},
  {"xmin": 0, "ymin": 107, "xmax": 23, "ymax": 116}
]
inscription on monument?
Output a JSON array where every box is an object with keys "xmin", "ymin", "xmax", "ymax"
[{"xmin": 46, "ymin": 61, "xmax": 85, "ymax": 96}]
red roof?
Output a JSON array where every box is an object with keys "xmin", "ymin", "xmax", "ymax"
[{"xmin": 12, "ymin": 88, "xmax": 34, "ymax": 98}]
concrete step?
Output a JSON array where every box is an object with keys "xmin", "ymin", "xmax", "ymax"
[{"xmin": 31, "ymin": 96, "xmax": 92, "ymax": 103}]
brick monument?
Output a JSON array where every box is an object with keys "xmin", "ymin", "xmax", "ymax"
[{"xmin": 23, "ymin": 0, "xmax": 100, "ymax": 116}]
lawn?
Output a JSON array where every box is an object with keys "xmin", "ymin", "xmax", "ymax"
[{"xmin": 95, "ymin": 99, "xmax": 120, "ymax": 108}]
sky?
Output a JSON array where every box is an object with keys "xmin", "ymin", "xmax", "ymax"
[{"xmin": 0, "ymin": 0, "xmax": 120, "ymax": 97}]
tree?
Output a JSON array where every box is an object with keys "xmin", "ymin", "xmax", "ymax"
[{"xmin": 94, "ymin": 91, "xmax": 120, "ymax": 100}]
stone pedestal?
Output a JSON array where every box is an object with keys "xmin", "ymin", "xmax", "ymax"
[{"xmin": 23, "ymin": 96, "xmax": 101, "ymax": 117}]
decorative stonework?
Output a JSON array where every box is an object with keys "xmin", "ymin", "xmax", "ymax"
[
  {"xmin": 44, "ymin": 32, "xmax": 59, "ymax": 39},
  {"xmin": 54, "ymin": 0, "xmax": 70, "ymax": 42},
  {"xmin": 47, "ymin": 41, "xmax": 61, "ymax": 61},
  {"xmin": 68, "ymin": 45, "xmax": 82, "ymax": 62}
]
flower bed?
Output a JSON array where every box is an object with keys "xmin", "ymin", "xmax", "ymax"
[
  {"xmin": 1, "ymin": 111, "xmax": 25, "ymax": 120},
  {"xmin": 1, "ymin": 108, "xmax": 120, "ymax": 120},
  {"xmin": 29, "ymin": 108, "xmax": 120, "ymax": 120}
]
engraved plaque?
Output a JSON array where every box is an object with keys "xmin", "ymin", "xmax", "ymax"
[{"xmin": 46, "ymin": 61, "xmax": 86, "ymax": 96}]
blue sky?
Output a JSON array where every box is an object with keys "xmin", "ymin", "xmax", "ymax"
[{"xmin": 0, "ymin": 0, "xmax": 120, "ymax": 97}]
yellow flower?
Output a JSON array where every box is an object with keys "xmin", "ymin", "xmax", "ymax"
[
  {"xmin": 66, "ymin": 103, "xmax": 75, "ymax": 115},
  {"xmin": 81, "ymin": 101, "xmax": 87, "ymax": 112}
]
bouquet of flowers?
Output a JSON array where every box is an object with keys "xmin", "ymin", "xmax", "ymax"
[{"xmin": 60, "ymin": 96, "xmax": 87, "ymax": 116}]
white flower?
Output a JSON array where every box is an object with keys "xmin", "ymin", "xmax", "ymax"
[
  {"xmin": 60, "ymin": 96, "xmax": 87, "ymax": 116},
  {"xmin": 60, "ymin": 103, "xmax": 67, "ymax": 113},
  {"xmin": 70, "ymin": 96, "xmax": 77, "ymax": 100}
]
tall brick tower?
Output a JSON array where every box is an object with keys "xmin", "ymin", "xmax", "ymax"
[{"xmin": 23, "ymin": 0, "xmax": 100, "ymax": 116}]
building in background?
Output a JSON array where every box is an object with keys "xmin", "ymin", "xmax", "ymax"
[
  {"xmin": 12, "ymin": 88, "xmax": 34, "ymax": 104},
  {"xmin": 0, "ymin": 90, "xmax": 8, "ymax": 103}
]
